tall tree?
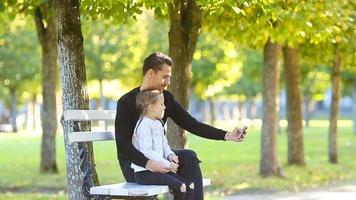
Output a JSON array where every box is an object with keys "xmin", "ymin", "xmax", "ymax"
[
  {"xmin": 166, "ymin": 0, "xmax": 203, "ymax": 149},
  {"xmin": 352, "ymin": 81, "xmax": 356, "ymax": 134},
  {"xmin": 2, "ymin": 0, "xmax": 60, "ymax": 172},
  {"xmin": 54, "ymin": 0, "xmax": 98, "ymax": 198},
  {"xmin": 328, "ymin": 44, "xmax": 342, "ymax": 164},
  {"xmin": 260, "ymin": 39, "xmax": 283, "ymax": 176},
  {"xmin": 283, "ymin": 45, "xmax": 305, "ymax": 166},
  {"xmin": 202, "ymin": 1, "xmax": 286, "ymax": 177},
  {"xmin": 319, "ymin": 0, "xmax": 354, "ymax": 163},
  {"xmin": 34, "ymin": 2, "xmax": 59, "ymax": 173}
]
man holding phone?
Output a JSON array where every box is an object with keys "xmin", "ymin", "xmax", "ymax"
[{"xmin": 115, "ymin": 52, "xmax": 247, "ymax": 200}]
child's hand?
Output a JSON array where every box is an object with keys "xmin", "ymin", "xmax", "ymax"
[
  {"xmin": 168, "ymin": 154, "xmax": 179, "ymax": 164},
  {"xmin": 169, "ymin": 162, "xmax": 179, "ymax": 173}
]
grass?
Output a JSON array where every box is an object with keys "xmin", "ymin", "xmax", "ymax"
[{"xmin": 0, "ymin": 120, "xmax": 355, "ymax": 199}]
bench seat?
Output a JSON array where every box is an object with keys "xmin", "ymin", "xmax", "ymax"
[{"xmin": 90, "ymin": 179, "xmax": 211, "ymax": 196}]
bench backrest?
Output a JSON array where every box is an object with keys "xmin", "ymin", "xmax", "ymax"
[{"xmin": 63, "ymin": 110, "xmax": 116, "ymax": 143}]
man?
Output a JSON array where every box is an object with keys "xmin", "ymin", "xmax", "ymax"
[{"xmin": 115, "ymin": 52, "xmax": 246, "ymax": 200}]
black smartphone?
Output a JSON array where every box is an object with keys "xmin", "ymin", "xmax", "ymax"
[{"xmin": 242, "ymin": 126, "xmax": 248, "ymax": 136}]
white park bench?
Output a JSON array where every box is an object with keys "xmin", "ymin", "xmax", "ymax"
[{"xmin": 63, "ymin": 110, "xmax": 211, "ymax": 200}]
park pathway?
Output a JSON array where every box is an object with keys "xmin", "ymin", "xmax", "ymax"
[{"xmin": 225, "ymin": 182, "xmax": 356, "ymax": 200}]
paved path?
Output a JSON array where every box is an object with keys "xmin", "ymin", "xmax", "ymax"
[{"xmin": 225, "ymin": 183, "xmax": 356, "ymax": 200}]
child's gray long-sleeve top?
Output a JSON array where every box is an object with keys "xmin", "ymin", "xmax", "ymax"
[{"xmin": 131, "ymin": 116, "xmax": 175, "ymax": 172}]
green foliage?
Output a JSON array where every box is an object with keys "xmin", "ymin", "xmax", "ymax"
[
  {"xmin": 192, "ymin": 32, "xmax": 244, "ymax": 100},
  {"xmin": 80, "ymin": 0, "xmax": 142, "ymax": 22},
  {"xmin": 143, "ymin": 11, "xmax": 169, "ymax": 54},
  {"xmin": 0, "ymin": 15, "xmax": 40, "ymax": 104},
  {"xmin": 82, "ymin": 11, "xmax": 168, "ymax": 95},
  {"xmin": 221, "ymin": 48, "xmax": 263, "ymax": 101},
  {"xmin": 341, "ymin": 53, "xmax": 356, "ymax": 96},
  {"xmin": 202, "ymin": 0, "xmax": 355, "ymax": 48},
  {"xmin": 1, "ymin": 0, "xmax": 46, "ymax": 16},
  {"xmin": 300, "ymin": 64, "xmax": 330, "ymax": 101}
]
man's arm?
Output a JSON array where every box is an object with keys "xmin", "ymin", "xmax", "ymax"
[
  {"xmin": 166, "ymin": 92, "xmax": 226, "ymax": 140},
  {"xmin": 115, "ymin": 99, "xmax": 148, "ymax": 167}
]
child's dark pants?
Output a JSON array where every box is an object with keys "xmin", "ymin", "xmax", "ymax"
[{"xmin": 135, "ymin": 171, "xmax": 194, "ymax": 200}]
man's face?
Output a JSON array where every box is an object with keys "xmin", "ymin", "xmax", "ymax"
[{"xmin": 149, "ymin": 64, "xmax": 172, "ymax": 91}]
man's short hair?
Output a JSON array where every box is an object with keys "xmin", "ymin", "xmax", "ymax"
[{"xmin": 143, "ymin": 52, "xmax": 173, "ymax": 75}]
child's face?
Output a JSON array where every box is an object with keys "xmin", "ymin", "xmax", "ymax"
[{"xmin": 149, "ymin": 93, "xmax": 165, "ymax": 119}]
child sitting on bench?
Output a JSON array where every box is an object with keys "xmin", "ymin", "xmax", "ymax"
[{"xmin": 131, "ymin": 89, "xmax": 194, "ymax": 200}]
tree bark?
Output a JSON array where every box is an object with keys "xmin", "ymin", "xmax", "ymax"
[
  {"xmin": 208, "ymin": 98, "xmax": 215, "ymax": 126},
  {"xmin": 283, "ymin": 45, "xmax": 305, "ymax": 166},
  {"xmin": 54, "ymin": 0, "xmax": 98, "ymax": 199},
  {"xmin": 247, "ymin": 99, "xmax": 257, "ymax": 120},
  {"xmin": 98, "ymin": 78, "xmax": 105, "ymax": 109},
  {"xmin": 304, "ymin": 97, "xmax": 310, "ymax": 128},
  {"xmin": 328, "ymin": 44, "xmax": 342, "ymax": 164},
  {"xmin": 9, "ymin": 87, "xmax": 17, "ymax": 133},
  {"xmin": 222, "ymin": 102, "xmax": 231, "ymax": 120},
  {"xmin": 352, "ymin": 80, "xmax": 356, "ymax": 135},
  {"xmin": 34, "ymin": 4, "xmax": 59, "ymax": 173},
  {"xmin": 259, "ymin": 39, "xmax": 283, "ymax": 177},
  {"xmin": 238, "ymin": 101, "xmax": 243, "ymax": 121},
  {"xmin": 167, "ymin": 0, "xmax": 202, "ymax": 149},
  {"xmin": 32, "ymin": 95, "xmax": 37, "ymax": 130},
  {"xmin": 26, "ymin": 95, "xmax": 37, "ymax": 131}
]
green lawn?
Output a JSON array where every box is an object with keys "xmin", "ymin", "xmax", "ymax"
[{"xmin": 0, "ymin": 120, "xmax": 355, "ymax": 199}]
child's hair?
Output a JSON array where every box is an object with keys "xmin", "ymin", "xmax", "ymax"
[{"xmin": 136, "ymin": 89, "xmax": 162, "ymax": 116}]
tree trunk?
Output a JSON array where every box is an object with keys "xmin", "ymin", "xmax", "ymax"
[
  {"xmin": 98, "ymin": 79, "xmax": 107, "ymax": 129},
  {"xmin": 9, "ymin": 87, "xmax": 17, "ymax": 133},
  {"xmin": 167, "ymin": 0, "xmax": 202, "ymax": 149},
  {"xmin": 328, "ymin": 44, "xmax": 342, "ymax": 164},
  {"xmin": 259, "ymin": 39, "xmax": 283, "ymax": 177},
  {"xmin": 238, "ymin": 101, "xmax": 243, "ymax": 121},
  {"xmin": 233, "ymin": 103, "xmax": 239, "ymax": 121},
  {"xmin": 98, "ymin": 79, "xmax": 105, "ymax": 109},
  {"xmin": 352, "ymin": 80, "xmax": 356, "ymax": 135},
  {"xmin": 26, "ymin": 95, "xmax": 37, "ymax": 131},
  {"xmin": 32, "ymin": 95, "xmax": 37, "ymax": 130},
  {"xmin": 54, "ymin": 0, "xmax": 98, "ymax": 199},
  {"xmin": 283, "ymin": 45, "xmax": 305, "ymax": 166},
  {"xmin": 248, "ymin": 99, "xmax": 257, "ymax": 120},
  {"xmin": 222, "ymin": 102, "xmax": 231, "ymax": 120},
  {"xmin": 34, "ymin": 4, "xmax": 59, "ymax": 173},
  {"xmin": 208, "ymin": 98, "xmax": 215, "ymax": 126},
  {"xmin": 304, "ymin": 97, "xmax": 311, "ymax": 128},
  {"xmin": 202, "ymin": 101, "xmax": 209, "ymax": 122}
]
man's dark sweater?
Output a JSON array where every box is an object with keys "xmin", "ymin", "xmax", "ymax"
[{"xmin": 115, "ymin": 87, "xmax": 227, "ymax": 168}]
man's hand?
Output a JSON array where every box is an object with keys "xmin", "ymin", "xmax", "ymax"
[
  {"xmin": 225, "ymin": 126, "xmax": 248, "ymax": 142},
  {"xmin": 145, "ymin": 160, "xmax": 170, "ymax": 173},
  {"xmin": 169, "ymin": 162, "xmax": 179, "ymax": 173},
  {"xmin": 168, "ymin": 154, "xmax": 179, "ymax": 164}
]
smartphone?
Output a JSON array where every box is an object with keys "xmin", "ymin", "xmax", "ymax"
[
  {"xmin": 242, "ymin": 126, "xmax": 248, "ymax": 135},
  {"xmin": 238, "ymin": 126, "xmax": 248, "ymax": 139}
]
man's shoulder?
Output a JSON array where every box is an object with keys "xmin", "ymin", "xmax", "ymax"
[
  {"xmin": 117, "ymin": 87, "xmax": 140, "ymax": 104},
  {"xmin": 162, "ymin": 89, "xmax": 174, "ymax": 99}
]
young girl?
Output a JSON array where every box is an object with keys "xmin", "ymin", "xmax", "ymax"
[{"xmin": 131, "ymin": 89, "xmax": 194, "ymax": 200}]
